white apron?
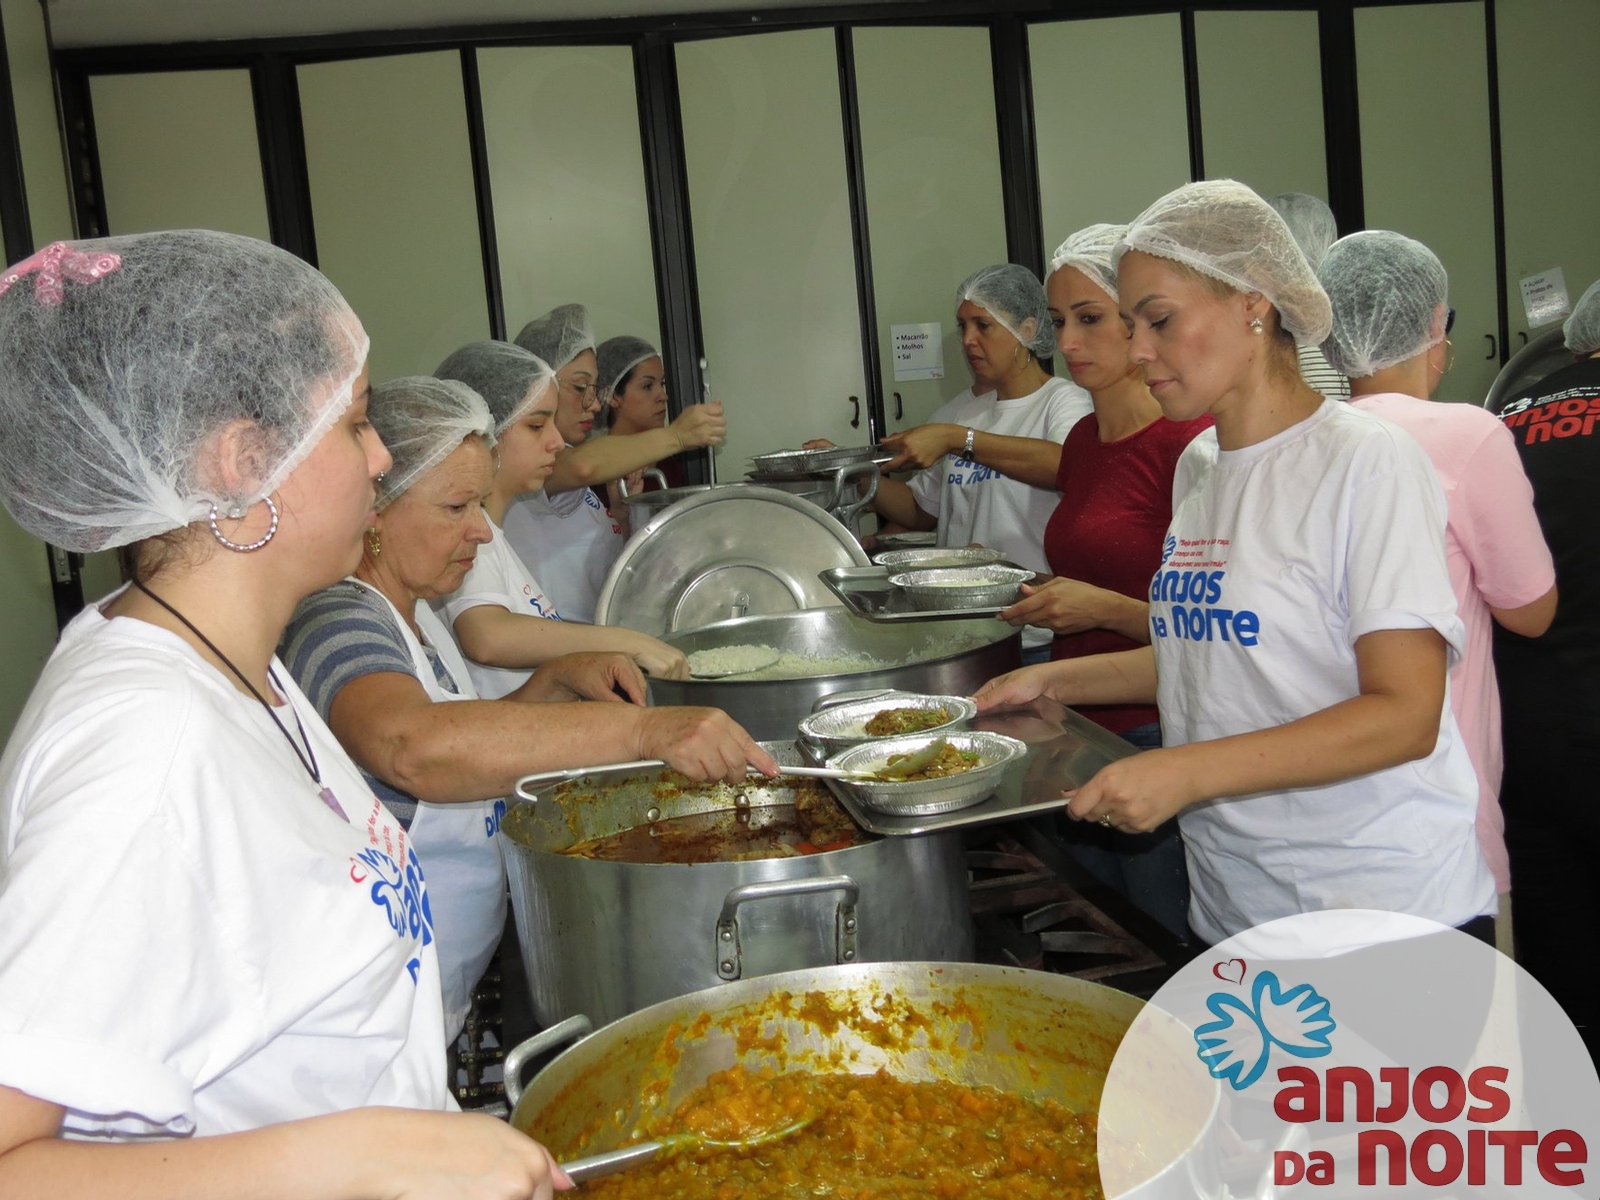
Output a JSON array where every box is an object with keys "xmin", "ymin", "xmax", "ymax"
[{"xmin": 350, "ymin": 579, "xmax": 507, "ymax": 1042}]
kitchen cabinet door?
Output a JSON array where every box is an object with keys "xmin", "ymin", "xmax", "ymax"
[
  {"xmin": 1030, "ymin": 15, "xmax": 1191, "ymax": 241},
  {"xmin": 1195, "ymin": 9, "xmax": 1327, "ymax": 200},
  {"xmin": 677, "ymin": 28, "xmax": 867, "ymax": 472},
  {"xmin": 478, "ymin": 45, "xmax": 660, "ymax": 352},
  {"xmin": 1496, "ymin": 0, "xmax": 1600, "ymax": 349},
  {"xmin": 853, "ymin": 25, "xmax": 1007, "ymax": 434},
  {"xmin": 299, "ymin": 53, "xmax": 488, "ymax": 383},
  {"xmin": 90, "ymin": 69, "xmax": 270, "ymax": 240},
  {"xmin": 1356, "ymin": 2, "xmax": 1500, "ymax": 404}
]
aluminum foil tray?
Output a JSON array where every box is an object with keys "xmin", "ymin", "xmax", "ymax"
[
  {"xmin": 797, "ymin": 691, "xmax": 977, "ymax": 754},
  {"xmin": 818, "ymin": 564, "xmax": 1026, "ymax": 622}
]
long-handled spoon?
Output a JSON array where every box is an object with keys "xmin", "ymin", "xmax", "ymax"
[{"xmin": 559, "ymin": 1114, "xmax": 817, "ymax": 1184}]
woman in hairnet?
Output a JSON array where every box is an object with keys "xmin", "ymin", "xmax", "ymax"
[
  {"xmin": 854, "ymin": 264, "xmax": 1093, "ymax": 664},
  {"xmin": 1324, "ymin": 230, "xmax": 1556, "ymax": 911},
  {"xmin": 433, "ymin": 340, "xmax": 689, "ymax": 693},
  {"xmin": 281, "ymin": 376, "xmax": 772, "ymax": 1039},
  {"xmin": 977, "ymin": 180, "xmax": 1495, "ymax": 946},
  {"xmin": 500, "ymin": 304, "xmax": 724, "ymax": 621},
  {"xmin": 1266, "ymin": 191, "xmax": 1349, "ymax": 401},
  {"xmin": 1491, "ymin": 275, "xmax": 1600, "ymax": 1057},
  {"xmin": 0, "ymin": 233, "xmax": 568, "ymax": 1196},
  {"xmin": 986, "ymin": 224, "xmax": 1215, "ymax": 939}
]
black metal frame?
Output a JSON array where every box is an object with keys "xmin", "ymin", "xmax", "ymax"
[{"xmin": 40, "ymin": 0, "xmax": 1513, "ymax": 481}]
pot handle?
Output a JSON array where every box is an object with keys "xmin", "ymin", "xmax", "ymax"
[
  {"xmin": 503, "ymin": 1014, "xmax": 594, "ymax": 1110},
  {"xmin": 809, "ymin": 688, "xmax": 897, "ymax": 715},
  {"xmin": 514, "ymin": 761, "xmax": 668, "ymax": 801},
  {"xmin": 616, "ymin": 468, "xmax": 668, "ymax": 500},
  {"xmin": 831, "ymin": 461, "xmax": 879, "ymax": 534},
  {"xmin": 715, "ymin": 875, "xmax": 860, "ymax": 981}
]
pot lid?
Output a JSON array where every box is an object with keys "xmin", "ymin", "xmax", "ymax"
[{"xmin": 594, "ymin": 486, "xmax": 870, "ymax": 636}]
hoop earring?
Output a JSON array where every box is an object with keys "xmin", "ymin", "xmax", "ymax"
[
  {"xmin": 366, "ymin": 527, "xmax": 381, "ymax": 557},
  {"xmin": 1249, "ymin": 317, "xmax": 1264, "ymax": 335},
  {"xmin": 207, "ymin": 495, "xmax": 279, "ymax": 553}
]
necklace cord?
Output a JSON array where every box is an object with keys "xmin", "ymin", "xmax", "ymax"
[{"xmin": 131, "ymin": 579, "xmax": 322, "ymax": 785}]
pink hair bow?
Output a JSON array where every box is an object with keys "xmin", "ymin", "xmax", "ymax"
[{"xmin": 0, "ymin": 241, "xmax": 121, "ymax": 305}]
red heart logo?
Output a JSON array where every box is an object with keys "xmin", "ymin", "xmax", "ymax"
[{"xmin": 1212, "ymin": 958, "xmax": 1246, "ymax": 985}]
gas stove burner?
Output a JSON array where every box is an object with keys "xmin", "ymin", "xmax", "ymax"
[{"xmin": 965, "ymin": 828, "xmax": 1187, "ymax": 996}]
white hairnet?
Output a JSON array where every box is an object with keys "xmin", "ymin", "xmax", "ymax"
[
  {"xmin": 1565, "ymin": 278, "xmax": 1600, "ymax": 356},
  {"xmin": 368, "ymin": 377, "xmax": 494, "ymax": 510},
  {"xmin": 1318, "ymin": 231, "xmax": 1448, "ymax": 378},
  {"xmin": 596, "ymin": 335, "xmax": 660, "ymax": 402},
  {"xmin": 1116, "ymin": 179, "xmax": 1334, "ymax": 346},
  {"xmin": 513, "ymin": 303, "xmax": 594, "ymax": 373},
  {"xmin": 434, "ymin": 340, "xmax": 555, "ymax": 435},
  {"xmin": 0, "ymin": 231, "xmax": 366, "ymax": 553},
  {"xmin": 1048, "ymin": 223, "xmax": 1126, "ymax": 302},
  {"xmin": 956, "ymin": 263, "xmax": 1056, "ymax": 359},
  {"xmin": 1267, "ymin": 192, "xmax": 1339, "ymax": 271}
]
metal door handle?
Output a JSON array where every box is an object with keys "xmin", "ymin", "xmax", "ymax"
[
  {"xmin": 893, "ymin": 391, "xmax": 903, "ymax": 420},
  {"xmin": 715, "ymin": 875, "xmax": 860, "ymax": 979},
  {"xmin": 1518, "ymin": 331, "xmax": 1528, "ymax": 347},
  {"xmin": 848, "ymin": 395, "xmax": 860, "ymax": 428},
  {"xmin": 503, "ymin": 1014, "xmax": 594, "ymax": 1108},
  {"xmin": 1485, "ymin": 334, "xmax": 1497, "ymax": 360}
]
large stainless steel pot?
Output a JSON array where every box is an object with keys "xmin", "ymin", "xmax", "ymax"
[
  {"xmin": 500, "ymin": 753, "xmax": 974, "ymax": 1029},
  {"xmin": 649, "ymin": 606, "xmax": 1021, "ymax": 740},
  {"xmin": 506, "ymin": 962, "xmax": 1221, "ymax": 1199}
]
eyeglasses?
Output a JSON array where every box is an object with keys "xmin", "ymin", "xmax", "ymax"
[
  {"xmin": 1445, "ymin": 307, "xmax": 1456, "ymax": 336},
  {"xmin": 559, "ymin": 377, "xmax": 601, "ymax": 408}
]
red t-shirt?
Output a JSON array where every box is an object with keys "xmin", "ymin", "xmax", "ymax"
[{"xmin": 1044, "ymin": 411, "xmax": 1214, "ymax": 733}]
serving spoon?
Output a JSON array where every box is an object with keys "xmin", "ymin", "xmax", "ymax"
[
  {"xmin": 559, "ymin": 1114, "xmax": 817, "ymax": 1184},
  {"xmin": 687, "ymin": 647, "xmax": 782, "ymax": 679}
]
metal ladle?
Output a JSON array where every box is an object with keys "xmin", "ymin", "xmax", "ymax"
[{"xmin": 559, "ymin": 1114, "xmax": 817, "ymax": 1184}]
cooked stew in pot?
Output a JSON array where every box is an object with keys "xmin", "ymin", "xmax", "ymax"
[
  {"xmin": 581, "ymin": 1063, "xmax": 1100, "ymax": 1199},
  {"xmin": 562, "ymin": 779, "xmax": 870, "ymax": 863}
]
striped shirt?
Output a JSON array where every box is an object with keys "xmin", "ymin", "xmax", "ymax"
[
  {"xmin": 1298, "ymin": 342, "xmax": 1351, "ymax": 401},
  {"xmin": 280, "ymin": 580, "xmax": 464, "ymax": 826}
]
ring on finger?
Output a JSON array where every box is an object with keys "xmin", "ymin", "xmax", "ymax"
[{"xmin": 1097, "ymin": 814, "xmax": 1113, "ymax": 829}]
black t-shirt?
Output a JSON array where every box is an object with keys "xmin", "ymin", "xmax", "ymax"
[{"xmin": 1495, "ymin": 356, "xmax": 1600, "ymax": 726}]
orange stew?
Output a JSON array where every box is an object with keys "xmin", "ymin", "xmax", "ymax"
[{"xmin": 580, "ymin": 1065, "xmax": 1100, "ymax": 1200}]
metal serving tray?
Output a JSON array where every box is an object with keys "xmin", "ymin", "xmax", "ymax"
[
  {"xmin": 819, "ymin": 564, "xmax": 1028, "ymax": 622},
  {"xmin": 795, "ymin": 696, "xmax": 1138, "ymax": 837}
]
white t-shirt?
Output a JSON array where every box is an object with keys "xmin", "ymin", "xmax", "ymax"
[
  {"xmin": 1152, "ymin": 400, "xmax": 1495, "ymax": 943},
  {"xmin": 0, "ymin": 600, "xmax": 449, "ymax": 1139},
  {"xmin": 908, "ymin": 377, "xmax": 1091, "ymax": 649},
  {"xmin": 500, "ymin": 474, "xmax": 625, "ymax": 624},
  {"xmin": 440, "ymin": 520, "xmax": 562, "ymax": 700}
]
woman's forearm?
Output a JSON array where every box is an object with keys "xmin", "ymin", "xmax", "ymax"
[
  {"xmin": 871, "ymin": 477, "xmax": 937, "ymax": 531},
  {"xmin": 1048, "ymin": 646, "xmax": 1159, "ymax": 706},
  {"xmin": 454, "ymin": 605, "xmax": 616, "ymax": 668},
  {"xmin": 965, "ymin": 429, "xmax": 1063, "ymax": 489},
  {"xmin": 545, "ymin": 429, "xmax": 679, "ymax": 493}
]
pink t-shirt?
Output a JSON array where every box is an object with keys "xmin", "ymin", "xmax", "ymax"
[{"xmin": 1351, "ymin": 393, "xmax": 1555, "ymax": 892}]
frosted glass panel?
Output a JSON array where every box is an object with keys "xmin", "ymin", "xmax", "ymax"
[
  {"xmin": 1496, "ymin": 0, "xmax": 1600, "ymax": 345},
  {"xmin": 677, "ymin": 29, "xmax": 866, "ymax": 470},
  {"xmin": 1031, "ymin": 15, "xmax": 1191, "ymax": 240},
  {"xmin": 1195, "ymin": 10, "xmax": 1326, "ymax": 198},
  {"xmin": 1357, "ymin": 3, "xmax": 1498, "ymax": 404},
  {"xmin": 478, "ymin": 45, "xmax": 659, "ymax": 351},
  {"xmin": 854, "ymin": 25, "xmax": 1007, "ymax": 432},
  {"xmin": 3, "ymin": 0, "xmax": 74, "ymax": 247},
  {"xmin": 299, "ymin": 53, "xmax": 488, "ymax": 382},
  {"xmin": 91, "ymin": 70, "xmax": 270, "ymax": 240}
]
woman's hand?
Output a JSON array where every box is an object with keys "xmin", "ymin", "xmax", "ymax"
[
  {"xmin": 668, "ymin": 402, "xmax": 725, "ymax": 451},
  {"xmin": 517, "ymin": 652, "xmax": 647, "ymax": 705},
  {"xmin": 617, "ymin": 630, "xmax": 689, "ymax": 681},
  {"xmin": 879, "ymin": 424, "xmax": 962, "ymax": 472},
  {"xmin": 637, "ymin": 707, "xmax": 778, "ymax": 785},
  {"xmin": 1064, "ymin": 748, "xmax": 1201, "ymax": 834},
  {"xmin": 346, "ymin": 1109, "xmax": 571, "ymax": 1200},
  {"xmin": 972, "ymin": 664, "xmax": 1060, "ymax": 712},
  {"xmin": 1000, "ymin": 578, "xmax": 1145, "ymax": 637}
]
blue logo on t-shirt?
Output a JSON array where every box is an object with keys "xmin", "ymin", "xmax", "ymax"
[
  {"xmin": 352, "ymin": 845, "xmax": 435, "ymax": 984},
  {"xmin": 1148, "ymin": 566, "xmax": 1262, "ymax": 647}
]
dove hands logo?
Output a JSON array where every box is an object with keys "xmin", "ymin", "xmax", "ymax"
[{"xmin": 1194, "ymin": 970, "xmax": 1336, "ymax": 1091}]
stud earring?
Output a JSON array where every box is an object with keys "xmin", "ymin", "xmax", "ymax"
[
  {"xmin": 1249, "ymin": 317, "xmax": 1264, "ymax": 335},
  {"xmin": 366, "ymin": 527, "xmax": 381, "ymax": 557}
]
